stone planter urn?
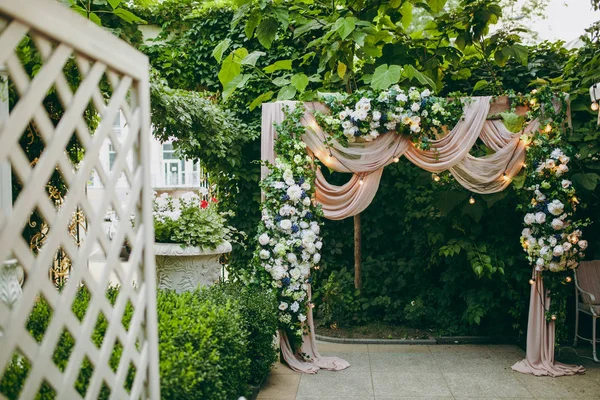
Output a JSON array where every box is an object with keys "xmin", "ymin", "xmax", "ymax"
[{"xmin": 154, "ymin": 241, "xmax": 232, "ymax": 293}]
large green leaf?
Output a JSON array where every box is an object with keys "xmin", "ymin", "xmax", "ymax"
[
  {"xmin": 572, "ymin": 173, "xmax": 600, "ymax": 191},
  {"xmin": 293, "ymin": 20, "xmax": 322, "ymax": 38},
  {"xmin": 403, "ymin": 65, "xmax": 435, "ymax": 89},
  {"xmin": 503, "ymin": 44, "xmax": 528, "ymax": 66},
  {"xmin": 277, "ymin": 85, "xmax": 297, "ymax": 101},
  {"xmin": 335, "ymin": 17, "xmax": 356, "ymax": 40},
  {"xmin": 337, "ymin": 62, "xmax": 347, "ymax": 79},
  {"xmin": 428, "ymin": 0, "xmax": 447, "ymax": 13},
  {"xmin": 249, "ymin": 91, "xmax": 274, "ymax": 110},
  {"xmin": 400, "ymin": 2, "xmax": 413, "ymax": 29},
  {"xmin": 291, "ymin": 73, "xmax": 309, "ymax": 92},
  {"xmin": 218, "ymin": 48, "xmax": 248, "ymax": 86},
  {"xmin": 241, "ymin": 51, "xmax": 265, "ymax": 67},
  {"xmin": 113, "ymin": 8, "xmax": 145, "ymax": 24},
  {"xmin": 245, "ymin": 12, "xmax": 262, "ymax": 38},
  {"xmin": 500, "ymin": 112, "xmax": 525, "ymax": 133},
  {"xmin": 256, "ymin": 18, "xmax": 278, "ymax": 49},
  {"xmin": 263, "ymin": 59, "xmax": 292, "ymax": 73},
  {"xmin": 432, "ymin": 191, "xmax": 468, "ymax": 216},
  {"xmin": 212, "ymin": 39, "xmax": 232, "ymax": 63},
  {"xmin": 371, "ymin": 64, "xmax": 402, "ymax": 90},
  {"xmin": 107, "ymin": 0, "xmax": 121, "ymax": 8},
  {"xmin": 473, "ymin": 79, "xmax": 489, "ymax": 92},
  {"xmin": 222, "ymin": 74, "xmax": 251, "ymax": 101}
]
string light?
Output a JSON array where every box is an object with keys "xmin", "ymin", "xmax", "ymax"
[
  {"xmin": 531, "ymin": 89, "xmax": 538, "ymax": 95},
  {"xmin": 359, "ymin": 177, "xmax": 364, "ymax": 186},
  {"xmin": 529, "ymin": 98, "xmax": 537, "ymax": 106},
  {"xmin": 522, "ymin": 162, "xmax": 527, "ymax": 168},
  {"xmin": 469, "ymin": 196, "xmax": 475, "ymax": 205},
  {"xmin": 393, "ymin": 157, "xmax": 400, "ymax": 163},
  {"xmin": 565, "ymin": 276, "xmax": 572, "ymax": 283},
  {"xmin": 551, "ymin": 314, "xmax": 557, "ymax": 321},
  {"xmin": 592, "ymin": 102, "xmax": 599, "ymax": 111},
  {"xmin": 432, "ymin": 174, "xmax": 440, "ymax": 182},
  {"xmin": 529, "ymin": 278, "xmax": 535, "ymax": 285},
  {"xmin": 544, "ymin": 124, "xmax": 552, "ymax": 133},
  {"xmin": 503, "ymin": 173, "xmax": 510, "ymax": 182}
]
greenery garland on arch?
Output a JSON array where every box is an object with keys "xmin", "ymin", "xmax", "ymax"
[{"xmin": 253, "ymin": 85, "xmax": 588, "ymax": 348}]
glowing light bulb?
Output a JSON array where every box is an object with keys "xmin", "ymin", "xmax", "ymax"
[
  {"xmin": 503, "ymin": 173, "xmax": 510, "ymax": 181},
  {"xmin": 544, "ymin": 124, "xmax": 552, "ymax": 133},
  {"xmin": 522, "ymin": 162, "xmax": 527, "ymax": 168},
  {"xmin": 393, "ymin": 157, "xmax": 400, "ymax": 163},
  {"xmin": 469, "ymin": 196, "xmax": 475, "ymax": 205},
  {"xmin": 592, "ymin": 102, "xmax": 599, "ymax": 111},
  {"xmin": 551, "ymin": 314, "xmax": 557, "ymax": 321},
  {"xmin": 565, "ymin": 276, "xmax": 572, "ymax": 283},
  {"xmin": 529, "ymin": 279, "xmax": 535, "ymax": 285},
  {"xmin": 531, "ymin": 89, "xmax": 538, "ymax": 94},
  {"xmin": 432, "ymin": 174, "xmax": 440, "ymax": 182},
  {"xmin": 359, "ymin": 178, "xmax": 364, "ymax": 186},
  {"xmin": 529, "ymin": 98, "xmax": 537, "ymax": 106}
]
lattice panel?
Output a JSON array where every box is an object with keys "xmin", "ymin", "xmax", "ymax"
[{"xmin": 0, "ymin": 1, "xmax": 159, "ymax": 399}]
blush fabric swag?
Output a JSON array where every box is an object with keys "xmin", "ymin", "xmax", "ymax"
[{"xmin": 261, "ymin": 98, "xmax": 583, "ymax": 376}]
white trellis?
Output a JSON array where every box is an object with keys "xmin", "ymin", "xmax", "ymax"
[{"xmin": 0, "ymin": 0, "xmax": 159, "ymax": 399}]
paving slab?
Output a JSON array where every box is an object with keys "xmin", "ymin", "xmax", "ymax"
[
  {"xmin": 443, "ymin": 371, "xmax": 534, "ymax": 398},
  {"xmin": 296, "ymin": 370, "xmax": 374, "ymax": 398},
  {"xmin": 369, "ymin": 351, "xmax": 437, "ymax": 373},
  {"xmin": 372, "ymin": 371, "xmax": 453, "ymax": 398}
]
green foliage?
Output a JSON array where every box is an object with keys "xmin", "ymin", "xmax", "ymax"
[{"xmin": 0, "ymin": 284, "xmax": 277, "ymax": 400}]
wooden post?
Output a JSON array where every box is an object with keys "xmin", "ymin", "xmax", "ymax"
[{"xmin": 354, "ymin": 213, "xmax": 361, "ymax": 289}]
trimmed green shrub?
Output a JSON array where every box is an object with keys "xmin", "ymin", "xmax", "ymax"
[{"xmin": 0, "ymin": 283, "xmax": 278, "ymax": 400}]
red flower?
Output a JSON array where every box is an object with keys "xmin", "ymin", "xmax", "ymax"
[
  {"xmin": 211, "ymin": 197, "xmax": 218, "ymax": 203},
  {"xmin": 201, "ymin": 200, "xmax": 209, "ymax": 209}
]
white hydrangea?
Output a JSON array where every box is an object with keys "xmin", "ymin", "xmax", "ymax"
[
  {"xmin": 259, "ymin": 233, "xmax": 270, "ymax": 246},
  {"xmin": 260, "ymin": 250, "xmax": 271, "ymax": 260},
  {"xmin": 290, "ymin": 301, "xmax": 300, "ymax": 313},
  {"xmin": 287, "ymin": 185, "xmax": 303, "ymax": 202}
]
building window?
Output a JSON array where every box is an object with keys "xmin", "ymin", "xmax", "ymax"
[
  {"xmin": 161, "ymin": 143, "xmax": 202, "ymax": 188},
  {"xmin": 108, "ymin": 143, "xmax": 116, "ymax": 170}
]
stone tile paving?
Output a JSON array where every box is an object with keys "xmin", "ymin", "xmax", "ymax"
[{"xmin": 257, "ymin": 342, "xmax": 600, "ymax": 400}]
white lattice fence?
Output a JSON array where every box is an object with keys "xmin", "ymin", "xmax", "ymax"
[{"xmin": 0, "ymin": 0, "xmax": 159, "ymax": 399}]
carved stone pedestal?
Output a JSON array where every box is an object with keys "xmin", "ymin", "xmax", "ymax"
[{"xmin": 154, "ymin": 242, "xmax": 232, "ymax": 293}]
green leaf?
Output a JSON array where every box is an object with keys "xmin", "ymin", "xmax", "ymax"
[
  {"xmin": 113, "ymin": 8, "xmax": 145, "ymax": 24},
  {"xmin": 500, "ymin": 112, "xmax": 525, "ymax": 133},
  {"xmin": 371, "ymin": 64, "xmax": 402, "ymax": 90},
  {"xmin": 88, "ymin": 12, "xmax": 102, "ymax": 26},
  {"xmin": 107, "ymin": 0, "xmax": 121, "ymax": 8},
  {"xmin": 403, "ymin": 65, "xmax": 435, "ymax": 89},
  {"xmin": 263, "ymin": 59, "xmax": 292, "ymax": 73},
  {"xmin": 494, "ymin": 49, "xmax": 509, "ymax": 67},
  {"xmin": 218, "ymin": 48, "xmax": 248, "ymax": 86},
  {"xmin": 400, "ymin": 2, "xmax": 413, "ymax": 29},
  {"xmin": 277, "ymin": 85, "xmax": 296, "ymax": 101},
  {"xmin": 222, "ymin": 74, "xmax": 251, "ymax": 101},
  {"xmin": 503, "ymin": 44, "xmax": 528, "ymax": 66},
  {"xmin": 212, "ymin": 39, "xmax": 232, "ymax": 63},
  {"xmin": 335, "ymin": 17, "xmax": 356, "ymax": 40},
  {"xmin": 249, "ymin": 91, "xmax": 274, "ymax": 110},
  {"xmin": 245, "ymin": 12, "xmax": 262, "ymax": 38},
  {"xmin": 241, "ymin": 51, "xmax": 265, "ymax": 67},
  {"xmin": 293, "ymin": 20, "xmax": 322, "ymax": 38},
  {"xmin": 432, "ymin": 191, "xmax": 468, "ymax": 216},
  {"xmin": 473, "ymin": 80, "xmax": 489, "ymax": 92},
  {"xmin": 428, "ymin": 0, "xmax": 447, "ymax": 13},
  {"xmin": 291, "ymin": 73, "xmax": 309, "ymax": 92},
  {"xmin": 337, "ymin": 61, "xmax": 347, "ymax": 80},
  {"xmin": 256, "ymin": 18, "xmax": 278, "ymax": 49},
  {"xmin": 272, "ymin": 76, "xmax": 290, "ymax": 87},
  {"xmin": 572, "ymin": 173, "xmax": 600, "ymax": 191},
  {"xmin": 272, "ymin": 7, "xmax": 289, "ymax": 31}
]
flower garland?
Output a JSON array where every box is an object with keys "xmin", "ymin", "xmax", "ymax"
[
  {"xmin": 254, "ymin": 105, "xmax": 323, "ymax": 350},
  {"xmin": 517, "ymin": 86, "xmax": 590, "ymax": 328},
  {"xmin": 316, "ymin": 86, "xmax": 463, "ymax": 149}
]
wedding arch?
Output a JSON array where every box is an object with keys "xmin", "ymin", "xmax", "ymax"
[{"xmin": 256, "ymin": 86, "xmax": 588, "ymax": 377}]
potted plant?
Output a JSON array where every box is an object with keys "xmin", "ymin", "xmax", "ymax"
[{"xmin": 153, "ymin": 191, "xmax": 239, "ymax": 292}]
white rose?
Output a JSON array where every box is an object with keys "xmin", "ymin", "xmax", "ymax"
[
  {"xmin": 290, "ymin": 301, "xmax": 300, "ymax": 313},
  {"xmin": 310, "ymin": 223, "xmax": 320, "ymax": 235},
  {"xmin": 549, "ymin": 236, "xmax": 558, "ymax": 246},
  {"xmin": 545, "ymin": 159, "xmax": 556, "ymax": 169},
  {"xmin": 300, "ymin": 221, "xmax": 309, "ymax": 229},
  {"xmin": 559, "ymin": 155, "xmax": 570, "ymax": 164},
  {"xmin": 259, "ymin": 233, "xmax": 270, "ymax": 246},
  {"xmin": 557, "ymin": 164, "xmax": 569, "ymax": 174},
  {"xmin": 411, "ymin": 102, "xmax": 420, "ymax": 112},
  {"xmin": 535, "ymin": 190, "xmax": 546, "ymax": 201},
  {"xmin": 301, "ymin": 181, "xmax": 311, "ymax": 191},
  {"xmin": 521, "ymin": 228, "xmax": 531, "ymax": 237},
  {"xmin": 561, "ymin": 180, "xmax": 572, "ymax": 189},
  {"xmin": 283, "ymin": 169, "xmax": 294, "ymax": 185},
  {"xmin": 271, "ymin": 266, "xmax": 286, "ymax": 280},
  {"xmin": 339, "ymin": 111, "xmax": 348, "ymax": 119},
  {"xmin": 287, "ymin": 253, "xmax": 298, "ymax": 264},
  {"xmin": 260, "ymin": 250, "xmax": 271, "ymax": 260},
  {"xmin": 539, "ymin": 246, "xmax": 550, "ymax": 256},
  {"xmin": 280, "ymin": 219, "xmax": 292, "ymax": 230},
  {"xmin": 278, "ymin": 302, "xmax": 288, "ymax": 311},
  {"xmin": 313, "ymin": 253, "xmax": 321, "ymax": 263},
  {"xmin": 397, "ymin": 93, "xmax": 408, "ymax": 102},
  {"xmin": 298, "ymin": 314, "xmax": 307, "ymax": 322},
  {"xmin": 548, "ymin": 200, "xmax": 564, "ymax": 216},
  {"xmin": 535, "ymin": 212, "xmax": 546, "ymax": 224},
  {"xmin": 524, "ymin": 213, "xmax": 535, "ymax": 225},
  {"xmin": 372, "ymin": 110, "xmax": 381, "ymax": 121},
  {"xmin": 551, "ymin": 219, "xmax": 564, "ymax": 230},
  {"xmin": 553, "ymin": 245, "xmax": 564, "ymax": 256},
  {"xmin": 578, "ymin": 240, "xmax": 588, "ymax": 250},
  {"xmin": 548, "ymin": 262, "xmax": 562, "ymax": 272},
  {"xmin": 290, "ymin": 267, "xmax": 301, "ymax": 280},
  {"xmin": 294, "ymin": 155, "xmax": 303, "ymax": 164},
  {"xmin": 273, "ymin": 181, "xmax": 285, "ymax": 189},
  {"xmin": 421, "ymin": 89, "xmax": 431, "ymax": 97},
  {"xmin": 410, "ymin": 124, "xmax": 421, "ymax": 133},
  {"xmin": 536, "ymin": 258, "xmax": 545, "ymax": 268},
  {"xmin": 563, "ymin": 242, "xmax": 572, "ymax": 251},
  {"xmin": 287, "ymin": 185, "xmax": 303, "ymax": 202},
  {"xmin": 315, "ymin": 241, "xmax": 323, "ymax": 250}
]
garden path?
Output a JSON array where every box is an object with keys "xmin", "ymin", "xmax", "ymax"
[{"xmin": 258, "ymin": 342, "xmax": 600, "ymax": 399}]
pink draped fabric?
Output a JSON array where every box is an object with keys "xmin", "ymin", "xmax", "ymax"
[
  {"xmin": 512, "ymin": 271, "xmax": 585, "ymax": 376},
  {"xmin": 280, "ymin": 286, "xmax": 351, "ymax": 374}
]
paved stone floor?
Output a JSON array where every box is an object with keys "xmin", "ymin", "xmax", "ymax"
[{"xmin": 257, "ymin": 342, "xmax": 600, "ymax": 399}]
